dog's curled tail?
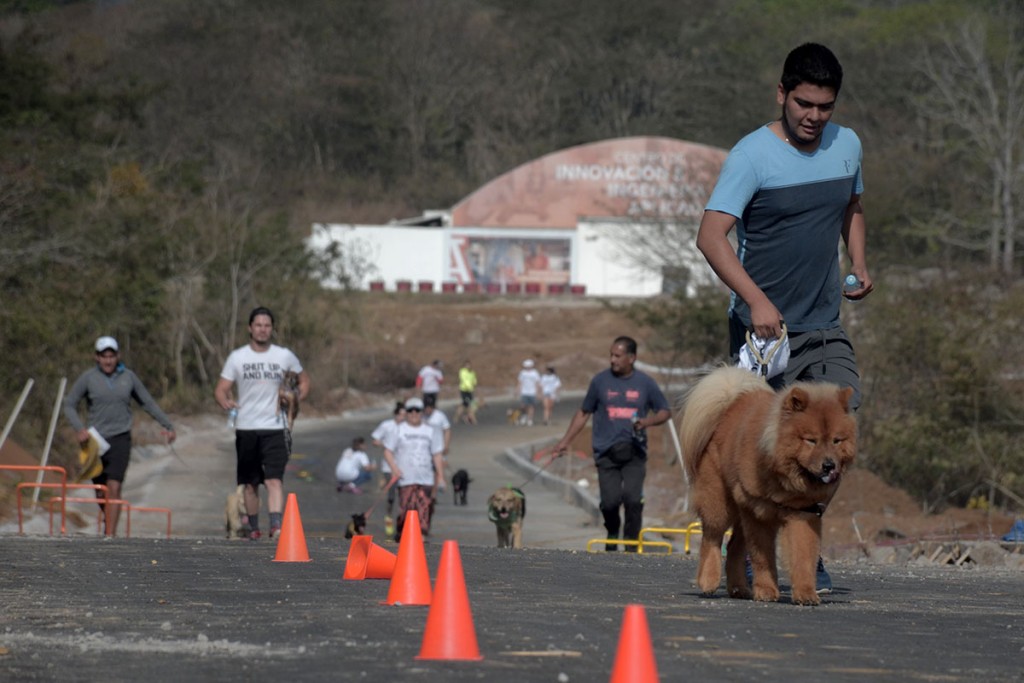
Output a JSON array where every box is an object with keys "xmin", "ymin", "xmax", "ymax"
[{"xmin": 679, "ymin": 366, "xmax": 772, "ymax": 478}]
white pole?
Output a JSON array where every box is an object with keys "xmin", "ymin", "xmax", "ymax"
[
  {"xmin": 666, "ymin": 417, "xmax": 690, "ymax": 512},
  {"xmin": 0, "ymin": 378, "xmax": 34, "ymax": 453},
  {"xmin": 33, "ymin": 378, "xmax": 67, "ymax": 509}
]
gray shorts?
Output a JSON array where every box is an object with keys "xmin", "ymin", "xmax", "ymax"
[{"xmin": 729, "ymin": 315, "xmax": 861, "ymax": 411}]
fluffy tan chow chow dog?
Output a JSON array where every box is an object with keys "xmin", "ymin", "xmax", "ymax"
[{"xmin": 679, "ymin": 366, "xmax": 856, "ymax": 606}]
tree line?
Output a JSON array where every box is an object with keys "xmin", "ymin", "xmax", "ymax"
[{"xmin": 1, "ymin": 0, "xmax": 1022, "ymax": 511}]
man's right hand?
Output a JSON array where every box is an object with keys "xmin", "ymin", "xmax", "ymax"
[{"xmin": 749, "ymin": 299, "xmax": 784, "ymax": 340}]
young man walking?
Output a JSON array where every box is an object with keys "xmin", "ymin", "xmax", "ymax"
[
  {"xmin": 696, "ymin": 43, "xmax": 874, "ymax": 591},
  {"xmin": 215, "ymin": 307, "xmax": 309, "ymax": 541}
]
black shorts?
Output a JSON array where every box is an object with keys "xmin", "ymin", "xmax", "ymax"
[
  {"xmin": 94, "ymin": 432, "xmax": 132, "ymax": 484},
  {"xmin": 460, "ymin": 391, "xmax": 474, "ymax": 407},
  {"xmin": 235, "ymin": 430, "xmax": 290, "ymax": 486}
]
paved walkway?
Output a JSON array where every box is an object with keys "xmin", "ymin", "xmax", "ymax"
[{"xmin": 4, "ymin": 400, "xmax": 1023, "ymax": 682}]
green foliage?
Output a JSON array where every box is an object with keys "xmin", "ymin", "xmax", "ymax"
[
  {"xmin": 856, "ymin": 269, "xmax": 1024, "ymax": 511},
  {"xmin": 621, "ymin": 286, "xmax": 731, "ymax": 368},
  {"xmin": 0, "ymin": 0, "xmax": 1022, "ymax": 511}
]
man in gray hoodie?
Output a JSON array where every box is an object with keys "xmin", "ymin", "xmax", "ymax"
[{"xmin": 64, "ymin": 335, "xmax": 176, "ymax": 536}]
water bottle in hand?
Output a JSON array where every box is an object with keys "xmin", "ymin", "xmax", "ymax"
[
  {"xmin": 227, "ymin": 407, "xmax": 238, "ymax": 429},
  {"xmin": 632, "ymin": 412, "xmax": 647, "ymax": 448},
  {"xmin": 842, "ymin": 274, "xmax": 862, "ymax": 301}
]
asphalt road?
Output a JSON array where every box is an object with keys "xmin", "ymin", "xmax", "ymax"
[{"xmin": 2, "ymin": 399, "xmax": 1023, "ymax": 682}]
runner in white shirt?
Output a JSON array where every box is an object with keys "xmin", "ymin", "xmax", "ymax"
[
  {"xmin": 215, "ymin": 306, "xmax": 310, "ymax": 541},
  {"xmin": 423, "ymin": 396, "xmax": 453, "ymax": 493},
  {"xmin": 540, "ymin": 365, "xmax": 562, "ymax": 426},
  {"xmin": 416, "ymin": 360, "xmax": 444, "ymax": 404},
  {"xmin": 382, "ymin": 397, "xmax": 444, "ymax": 540},
  {"xmin": 370, "ymin": 401, "xmax": 405, "ymax": 532},
  {"xmin": 423, "ymin": 397, "xmax": 451, "ymax": 457},
  {"xmin": 516, "ymin": 359, "xmax": 542, "ymax": 426}
]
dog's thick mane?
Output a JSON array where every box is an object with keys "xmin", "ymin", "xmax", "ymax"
[{"xmin": 680, "ymin": 366, "xmax": 773, "ymax": 479}]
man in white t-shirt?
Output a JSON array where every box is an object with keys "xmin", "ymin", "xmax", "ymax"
[
  {"xmin": 382, "ymin": 397, "xmax": 444, "ymax": 540},
  {"xmin": 371, "ymin": 401, "xmax": 405, "ymax": 532},
  {"xmin": 335, "ymin": 437, "xmax": 375, "ymax": 494},
  {"xmin": 515, "ymin": 359, "xmax": 542, "ymax": 426},
  {"xmin": 416, "ymin": 360, "xmax": 444, "ymax": 404},
  {"xmin": 540, "ymin": 365, "xmax": 562, "ymax": 426},
  {"xmin": 215, "ymin": 306, "xmax": 309, "ymax": 541},
  {"xmin": 422, "ymin": 396, "xmax": 451, "ymax": 457}
]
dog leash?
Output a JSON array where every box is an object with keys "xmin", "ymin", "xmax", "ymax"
[
  {"xmin": 361, "ymin": 474, "xmax": 399, "ymax": 519},
  {"xmin": 164, "ymin": 434, "xmax": 188, "ymax": 467},
  {"xmin": 745, "ymin": 323, "xmax": 788, "ymax": 377},
  {"xmin": 514, "ymin": 449, "xmax": 563, "ymax": 489}
]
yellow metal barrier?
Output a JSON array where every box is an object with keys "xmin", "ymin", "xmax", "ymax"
[
  {"xmin": 639, "ymin": 523, "xmax": 704, "ymax": 554},
  {"xmin": 585, "ymin": 538, "xmax": 673, "ymax": 555}
]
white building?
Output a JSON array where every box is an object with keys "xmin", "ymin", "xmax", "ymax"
[{"xmin": 310, "ymin": 136, "xmax": 727, "ymax": 298}]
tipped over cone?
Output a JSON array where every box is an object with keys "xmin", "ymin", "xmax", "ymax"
[
  {"xmin": 382, "ymin": 510, "xmax": 431, "ymax": 605},
  {"xmin": 273, "ymin": 493, "xmax": 311, "ymax": 562},
  {"xmin": 609, "ymin": 604, "xmax": 659, "ymax": 683},
  {"xmin": 343, "ymin": 535, "xmax": 397, "ymax": 580},
  {"xmin": 417, "ymin": 540, "xmax": 482, "ymax": 660}
]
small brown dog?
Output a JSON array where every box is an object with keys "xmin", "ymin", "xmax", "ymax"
[
  {"xmin": 279, "ymin": 371, "xmax": 300, "ymax": 431},
  {"xmin": 224, "ymin": 485, "xmax": 249, "ymax": 539},
  {"xmin": 487, "ymin": 487, "xmax": 526, "ymax": 548}
]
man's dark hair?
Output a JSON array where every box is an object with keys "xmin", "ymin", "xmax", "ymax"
[
  {"xmin": 613, "ymin": 336, "xmax": 638, "ymax": 355},
  {"xmin": 249, "ymin": 306, "xmax": 275, "ymax": 326},
  {"xmin": 780, "ymin": 43, "xmax": 843, "ymax": 94},
  {"xmin": 352, "ymin": 437, "xmax": 365, "ymax": 448},
  {"xmin": 393, "ymin": 401, "xmax": 405, "ymax": 415},
  {"xmin": 423, "ymin": 394, "xmax": 437, "ymax": 408}
]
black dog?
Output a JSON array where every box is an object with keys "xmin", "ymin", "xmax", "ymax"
[
  {"xmin": 344, "ymin": 512, "xmax": 367, "ymax": 539},
  {"xmin": 452, "ymin": 469, "xmax": 471, "ymax": 506}
]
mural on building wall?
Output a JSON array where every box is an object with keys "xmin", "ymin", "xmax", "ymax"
[
  {"xmin": 448, "ymin": 232, "xmax": 572, "ymax": 288},
  {"xmin": 450, "ymin": 136, "xmax": 727, "ymax": 229}
]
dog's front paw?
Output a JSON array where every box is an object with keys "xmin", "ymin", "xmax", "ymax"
[
  {"xmin": 727, "ymin": 584, "xmax": 752, "ymax": 600},
  {"xmin": 751, "ymin": 583, "xmax": 781, "ymax": 602},
  {"xmin": 790, "ymin": 587, "xmax": 821, "ymax": 606}
]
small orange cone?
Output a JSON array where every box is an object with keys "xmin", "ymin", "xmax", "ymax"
[
  {"xmin": 273, "ymin": 493, "xmax": 311, "ymax": 562},
  {"xmin": 416, "ymin": 540, "xmax": 483, "ymax": 660},
  {"xmin": 381, "ymin": 510, "xmax": 432, "ymax": 605},
  {"xmin": 609, "ymin": 604, "xmax": 659, "ymax": 683},
  {"xmin": 343, "ymin": 535, "xmax": 397, "ymax": 580}
]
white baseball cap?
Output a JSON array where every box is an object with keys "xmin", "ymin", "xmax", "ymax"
[
  {"xmin": 523, "ymin": 359, "xmax": 535, "ymax": 368},
  {"xmin": 404, "ymin": 397, "xmax": 425, "ymax": 411},
  {"xmin": 95, "ymin": 336, "xmax": 119, "ymax": 353}
]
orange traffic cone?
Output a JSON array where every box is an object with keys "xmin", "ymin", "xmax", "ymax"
[
  {"xmin": 382, "ymin": 510, "xmax": 432, "ymax": 605},
  {"xmin": 343, "ymin": 535, "xmax": 397, "ymax": 580},
  {"xmin": 417, "ymin": 540, "xmax": 482, "ymax": 660},
  {"xmin": 609, "ymin": 604, "xmax": 659, "ymax": 683},
  {"xmin": 273, "ymin": 493, "xmax": 311, "ymax": 563}
]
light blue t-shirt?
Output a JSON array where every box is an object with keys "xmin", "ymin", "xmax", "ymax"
[{"xmin": 706, "ymin": 122, "xmax": 863, "ymax": 332}]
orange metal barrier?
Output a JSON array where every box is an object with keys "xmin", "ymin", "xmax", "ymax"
[
  {"xmin": 3, "ymin": 465, "xmax": 68, "ymax": 534},
  {"xmin": 17, "ymin": 482, "xmax": 108, "ymax": 535},
  {"xmin": 46, "ymin": 496, "xmax": 128, "ymax": 536},
  {"xmin": 40, "ymin": 484, "xmax": 110, "ymax": 535},
  {"xmin": 126, "ymin": 506, "xmax": 172, "ymax": 538}
]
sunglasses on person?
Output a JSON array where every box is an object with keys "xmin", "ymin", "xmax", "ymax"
[{"xmin": 407, "ymin": 407, "xmax": 422, "ymax": 413}]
